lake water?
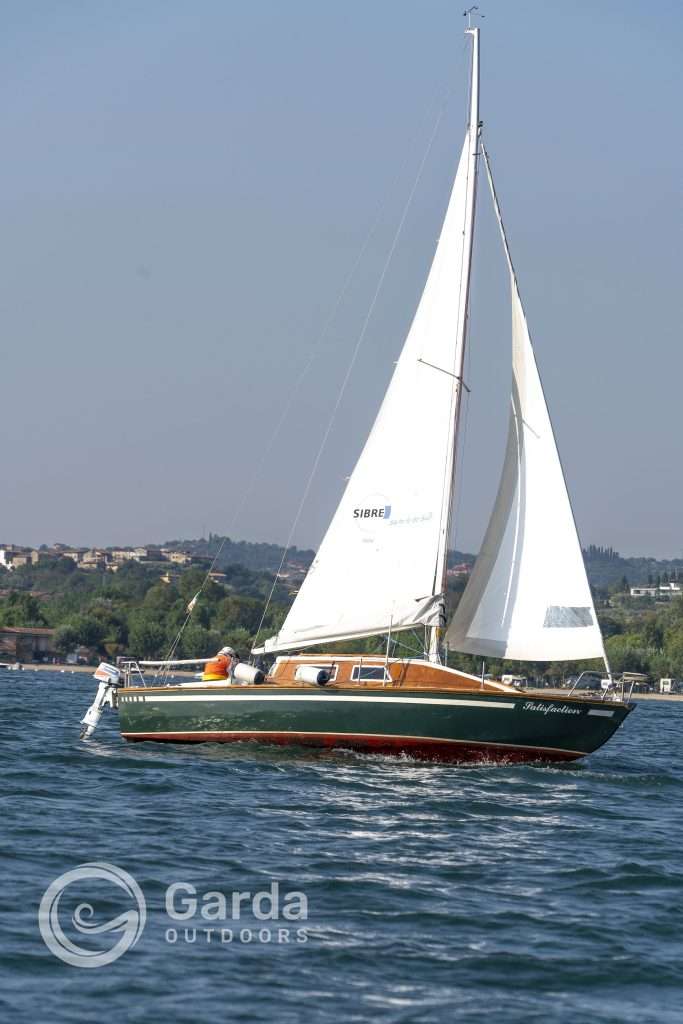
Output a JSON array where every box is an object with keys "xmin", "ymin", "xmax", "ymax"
[{"xmin": 2, "ymin": 670, "xmax": 682, "ymax": 1023}]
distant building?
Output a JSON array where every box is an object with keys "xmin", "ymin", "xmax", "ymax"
[
  {"xmin": 60, "ymin": 548, "xmax": 87, "ymax": 564},
  {"xmin": 1, "ymin": 544, "xmax": 26, "ymax": 569},
  {"xmin": 0, "ymin": 546, "xmax": 33, "ymax": 571},
  {"xmin": 80, "ymin": 549, "xmax": 112, "ymax": 571},
  {"xmin": 9, "ymin": 553, "xmax": 31, "ymax": 569},
  {"xmin": 163, "ymin": 550, "xmax": 192, "ymax": 566},
  {"xmin": 110, "ymin": 548, "xmax": 138, "ymax": 563},
  {"xmin": 659, "ymin": 678, "xmax": 681, "ymax": 694},
  {"xmin": 284, "ymin": 562, "xmax": 308, "ymax": 575},
  {"xmin": 0, "ymin": 626, "xmax": 56, "ymax": 662},
  {"xmin": 110, "ymin": 546, "xmax": 165, "ymax": 564},
  {"xmin": 134, "ymin": 547, "xmax": 165, "ymax": 561},
  {"xmin": 630, "ymin": 584, "xmax": 682, "ymax": 599}
]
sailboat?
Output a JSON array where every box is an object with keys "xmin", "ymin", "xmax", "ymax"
[{"xmin": 88, "ymin": 24, "xmax": 633, "ymax": 762}]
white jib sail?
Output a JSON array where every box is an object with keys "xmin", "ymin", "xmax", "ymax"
[
  {"xmin": 446, "ymin": 151, "xmax": 605, "ymax": 663},
  {"xmin": 257, "ymin": 36, "xmax": 480, "ymax": 655}
]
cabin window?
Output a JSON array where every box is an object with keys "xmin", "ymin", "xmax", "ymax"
[{"xmin": 350, "ymin": 665, "xmax": 391, "ymax": 682}]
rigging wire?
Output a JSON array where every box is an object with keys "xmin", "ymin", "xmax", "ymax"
[{"xmin": 385, "ymin": 632, "xmax": 425, "ymax": 659}]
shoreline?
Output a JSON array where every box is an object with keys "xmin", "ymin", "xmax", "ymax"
[{"xmin": 15, "ymin": 662, "xmax": 198, "ymax": 679}]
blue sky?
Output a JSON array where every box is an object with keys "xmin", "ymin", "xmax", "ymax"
[{"xmin": 1, "ymin": 0, "xmax": 681, "ymax": 556}]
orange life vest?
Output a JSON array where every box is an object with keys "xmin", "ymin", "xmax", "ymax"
[{"xmin": 202, "ymin": 654, "xmax": 230, "ymax": 682}]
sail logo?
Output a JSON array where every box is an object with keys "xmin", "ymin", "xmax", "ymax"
[{"xmin": 353, "ymin": 505, "xmax": 391, "ymax": 520}]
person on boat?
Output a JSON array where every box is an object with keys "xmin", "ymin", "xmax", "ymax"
[{"xmin": 202, "ymin": 646, "xmax": 237, "ymax": 683}]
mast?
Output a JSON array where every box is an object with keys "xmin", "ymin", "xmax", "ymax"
[{"xmin": 428, "ymin": 24, "xmax": 480, "ymax": 662}]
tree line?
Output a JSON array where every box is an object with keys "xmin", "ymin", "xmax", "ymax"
[
  {"xmin": 3, "ymin": 554, "xmax": 683, "ymax": 680},
  {"xmin": 0, "ymin": 558, "xmax": 288, "ymax": 662}
]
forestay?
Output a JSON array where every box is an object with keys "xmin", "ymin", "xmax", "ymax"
[
  {"xmin": 256, "ymin": 108, "xmax": 479, "ymax": 654},
  {"xmin": 446, "ymin": 152, "xmax": 605, "ymax": 663}
]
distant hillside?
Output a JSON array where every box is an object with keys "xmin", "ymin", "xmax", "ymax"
[
  {"xmin": 162, "ymin": 536, "xmax": 479, "ymax": 575},
  {"xmin": 163, "ymin": 535, "xmax": 316, "ymax": 573},
  {"xmin": 160, "ymin": 537, "xmax": 683, "ymax": 590},
  {"xmin": 4, "ymin": 534, "xmax": 683, "ymax": 674},
  {"xmin": 582, "ymin": 545, "xmax": 683, "ymax": 589},
  {"xmin": 453, "ymin": 543, "xmax": 683, "ymax": 591}
]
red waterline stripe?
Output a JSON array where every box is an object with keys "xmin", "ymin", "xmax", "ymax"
[{"xmin": 121, "ymin": 730, "xmax": 584, "ymax": 763}]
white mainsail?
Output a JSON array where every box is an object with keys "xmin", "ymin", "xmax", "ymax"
[
  {"xmin": 446, "ymin": 149, "xmax": 605, "ymax": 662},
  {"xmin": 256, "ymin": 32, "xmax": 481, "ymax": 655}
]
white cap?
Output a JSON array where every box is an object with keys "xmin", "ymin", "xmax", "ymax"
[{"xmin": 219, "ymin": 646, "xmax": 235, "ymax": 656}]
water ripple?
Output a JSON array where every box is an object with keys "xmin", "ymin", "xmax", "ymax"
[{"xmin": 1, "ymin": 671, "xmax": 682, "ymax": 1023}]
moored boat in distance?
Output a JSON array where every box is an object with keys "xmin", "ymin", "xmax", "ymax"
[{"xmin": 80, "ymin": 21, "xmax": 634, "ymax": 763}]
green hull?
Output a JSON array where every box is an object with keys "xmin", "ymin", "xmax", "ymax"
[{"xmin": 118, "ymin": 686, "xmax": 633, "ymax": 763}]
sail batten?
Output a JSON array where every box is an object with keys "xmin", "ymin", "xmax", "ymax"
[{"xmin": 446, "ymin": 148, "xmax": 605, "ymax": 664}]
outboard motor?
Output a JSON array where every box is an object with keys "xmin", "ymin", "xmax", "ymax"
[{"xmin": 80, "ymin": 662, "xmax": 121, "ymax": 739}]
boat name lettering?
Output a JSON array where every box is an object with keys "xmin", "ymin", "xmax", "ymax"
[{"xmin": 523, "ymin": 702, "xmax": 582, "ymax": 716}]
